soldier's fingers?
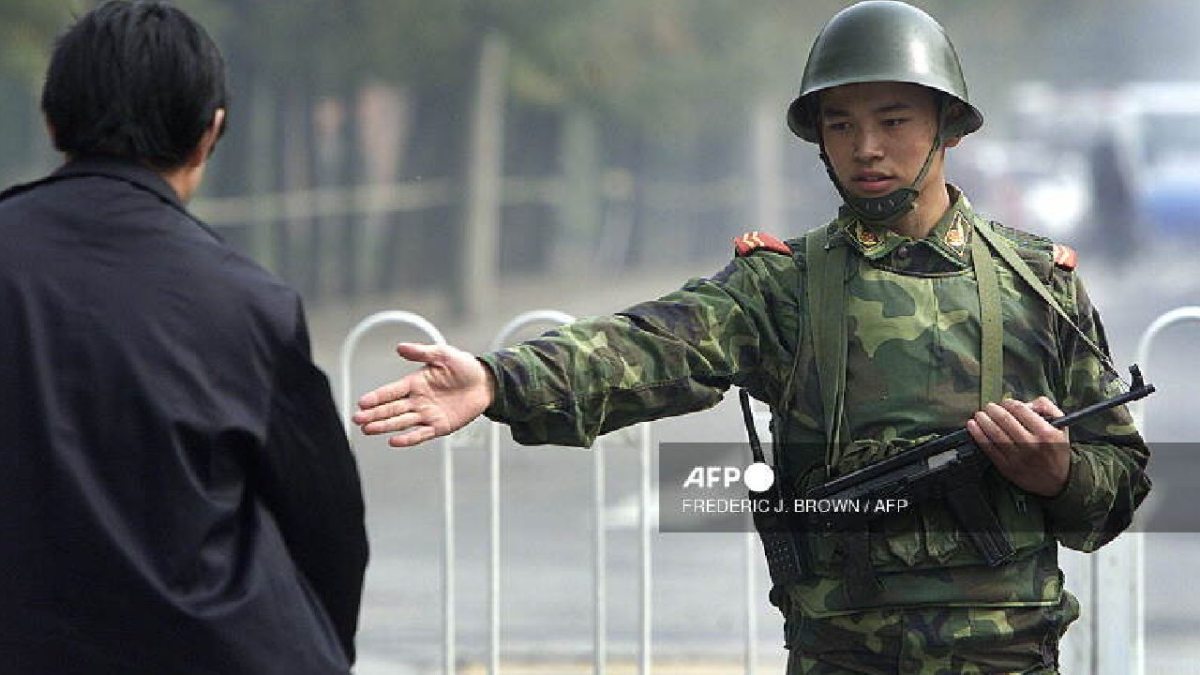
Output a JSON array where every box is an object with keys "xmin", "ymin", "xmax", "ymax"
[
  {"xmin": 1003, "ymin": 399, "xmax": 1056, "ymax": 436},
  {"xmin": 966, "ymin": 418, "xmax": 986, "ymax": 446},
  {"xmin": 357, "ymin": 378, "xmax": 411, "ymax": 411},
  {"xmin": 974, "ymin": 407, "xmax": 1017, "ymax": 447},
  {"xmin": 361, "ymin": 411, "xmax": 423, "ymax": 436},
  {"xmin": 389, "ymin": 426, "xmax": 438, "ymax": 448},
  {"xmin": 353, "ymin": 396, "xmax": 406, "ymax": 425},
  {"xmin": 396, "ymin": 342, "xmax": 443, "ymax": 365},
  {"xmin": 979, "ymin": 398, "xmax": 1027, "ymax": 446},
  {"xmin": 356, "ymin": 398, "xmax": 418, "ymax": 425},
  {"xmin": 1003, "ymin": 399, "xmax": 1072, "ymax": 447},
  {"xmin": 968, "ymin": 419, "xmax": 1014, "ymax": 471},
  {"xmin": 1029, "ymin": 396, "xmax": 1064, "ymax": 420}
]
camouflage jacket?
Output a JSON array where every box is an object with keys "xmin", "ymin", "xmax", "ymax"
[{"xmin": 480, "ymin": 189, "xmax": 1151, "ymax": 616}]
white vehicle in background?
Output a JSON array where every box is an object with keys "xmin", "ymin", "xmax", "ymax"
[
  {"xmin": 947, "ymin": 137, "xmax": 1092, "ymax": 242},
  {"xmin": 996, "ymin": 80, "xmax": 1200, "ymax": 258},
  {"xmin": 1110, "ymin": 82, "xmax": 1200, "ymax": 239}
]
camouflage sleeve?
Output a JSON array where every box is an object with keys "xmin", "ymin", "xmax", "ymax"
[
  {"xmin": 1042, "ymin": 272, "xmax": 1151, "ymax": 551},
  {"xmin": 477, "ymin": 253, "xmax": 801, "ymax": 447}
]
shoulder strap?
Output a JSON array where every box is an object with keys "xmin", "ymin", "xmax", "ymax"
[
  {"xmin": 973, "ymin": 221, "xmax": 1120, "ymax": 378},
  {"xmin": 805, "ymin": 227, "xmax": 849, "ymax": 469},
  {"xmin": 969, "ymin": 230, "xmax": 1004, "ymax": 407}
]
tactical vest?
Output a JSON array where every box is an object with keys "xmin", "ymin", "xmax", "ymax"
[{"xmin": 768, "ymin": 216, "xmax": 1101, "ymax": 616}]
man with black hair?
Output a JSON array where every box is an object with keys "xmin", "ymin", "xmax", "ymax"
[{"xmin": 0, "ymin": 2, "xmax": 368, "ymax": 673}]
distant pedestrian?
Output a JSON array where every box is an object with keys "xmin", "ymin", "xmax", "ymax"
[{"xmin": 1088, "ymin": 133, "xmax": 1138, "ymax": 264}]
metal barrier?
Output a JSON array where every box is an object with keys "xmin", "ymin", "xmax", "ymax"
[
  {"xmin": 1122, "ymin": 306, "xmax": 1200, "ymax": 675},
  {"xmin": 1132, "ymin": 306, "xmax": 1200, "ymax": 429},
  {"xmin": 340, "ymin": 309, "xmax": 656, "ymax": 674},
  {"xmin": 485, "ymin": 311, "xmax": 655, "ymax": 675},
  {"xmin": 485, "ymin": 311, "xmax": 578, "ymax": 675},
  {"xmin": 1068, "ymin": 306, "xmax": 1200, "ymax": 675},
  {"xmin": 337, "ymin": 311, "xmax": 456, "ymax": 674}
]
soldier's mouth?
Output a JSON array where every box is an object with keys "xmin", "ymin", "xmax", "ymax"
[{"xmin": 853, "ymin": 174, "xmax": 897, "ymax": 194}]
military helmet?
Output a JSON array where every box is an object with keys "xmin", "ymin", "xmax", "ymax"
[{"xmin": 787, "ymin": 0, "xmax": 983, "ymax": 143}]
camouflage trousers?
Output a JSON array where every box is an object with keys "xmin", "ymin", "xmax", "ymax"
[{"xmin": 783, "ymin": 592, "xmax": 1080, "ymax": 674}]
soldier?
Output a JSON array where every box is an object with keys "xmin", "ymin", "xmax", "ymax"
[{"xmin": 355, "ymin": 1, "xmax": 1149, "ymax": 672}]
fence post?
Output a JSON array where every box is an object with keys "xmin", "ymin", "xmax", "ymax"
[
  {"xmin": 742, "ymin": 99, "xmax": 782, "ymax": 674},
  {"xmin": 1101, "ymin": 305, "xmax": 1200, "ymax": 675},
  {"xmin": 337, "ymin": 311, "xmax": 457, "ymax": 674},
  {"xmin": 485, "ymin": 311, "xmax": 577, "ymax": 674},
  {"xmin": 639, "ymin": 422, "xmax": 653, "ymax": 675}
]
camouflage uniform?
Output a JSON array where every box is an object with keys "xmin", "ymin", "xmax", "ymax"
[{"xmin": 479, "ymin": 188, "xmax": 1150, "ymax": 673}]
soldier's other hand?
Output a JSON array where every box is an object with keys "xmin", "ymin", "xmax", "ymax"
[
  {"xmin": 353, "ymin": 342, "xmax": 496, "ymax": 448},
  {"xmin": 966, "ymin": 397, "xmax": 1071, "ymax": 498}
]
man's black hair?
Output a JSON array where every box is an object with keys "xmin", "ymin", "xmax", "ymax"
[{"xmin": 41, "ymin": 0, "xmax": 228, "ymax": 170}]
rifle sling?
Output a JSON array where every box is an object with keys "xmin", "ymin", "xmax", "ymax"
[
  {"xmin": 973, "ymin": 219, "xmax": 1120, "ymax": 378},
  {"xmin": 805, "ymin": 227, "xmax": 849, "ymax": 471},
  {"xmin": 970, "ymin": 225, "xmax": 1004, "ymax": 408}
]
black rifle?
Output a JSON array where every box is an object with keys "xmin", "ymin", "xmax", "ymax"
[
  {"xmin": 806, "ymin": 365, "xmax": 1156, "ymax": 572},
  {"xmin": 738, "ymin": 389, "xmax": 806, "ymax": 588}
]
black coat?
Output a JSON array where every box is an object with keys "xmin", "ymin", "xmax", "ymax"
[{"xmin": 0, "ymin": 159, "xmax": 369, "ymax": 674}]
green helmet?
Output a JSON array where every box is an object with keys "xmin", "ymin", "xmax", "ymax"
[{"xmin": 787, "ymin": 0, "xmax": 983, "ymax": 144}]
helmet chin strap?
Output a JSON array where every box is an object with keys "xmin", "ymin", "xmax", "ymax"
[{"xmin": 820, "ymin": 97, "xmax": 948, "ymax": 224}]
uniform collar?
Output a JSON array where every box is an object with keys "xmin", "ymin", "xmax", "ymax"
[
  {"xmin": 830, "ymin": 185, "xmax": 976, "ymax": 273},
  {"xmin": 52, "ymin": 156, "xmax": 186, "ymax": 211}
]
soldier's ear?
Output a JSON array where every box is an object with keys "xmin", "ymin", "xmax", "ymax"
[{"xmin": 941, "ymin": 99, "xmax": 967, "ymax": 148}]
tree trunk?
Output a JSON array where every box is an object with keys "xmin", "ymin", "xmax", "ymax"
[{"xmin": 455, "ymin": 31, "xmax": 509, "ymax": 319}]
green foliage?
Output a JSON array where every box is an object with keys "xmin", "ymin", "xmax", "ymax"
[
  {"xmin": 176, "ymin": 0, "xmax": 474, "ymax": 92},
  {"xmin": 494, "ymin": 0, "xmax": 847, "ymax": 143},
  {"xmin": 175, "ymin": 0, "xmax": 847, "ymax": 141}
]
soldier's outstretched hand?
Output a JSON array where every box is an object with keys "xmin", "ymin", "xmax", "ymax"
[
  {"xmin": 966, "ymin": 397, "xmax": 1071, "ymax": 498},
  {"xmin": 353, "ymin": 343, "xmax": 495, "ymax": 448}
]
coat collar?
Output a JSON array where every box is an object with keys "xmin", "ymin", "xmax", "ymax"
[
  {"xmin": 52, "ymin": 157, "xmax": 186, "ymax": 210},
  {"xmin": 829, "ymin": 185, "xmax": 977, "ymax": 273}
]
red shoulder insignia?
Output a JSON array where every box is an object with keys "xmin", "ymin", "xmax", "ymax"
[
  {"xmin": 733, "ymin": 231, "xmax": 791, "ymax": 257},
  {"xmin": 1052, "ymin": 243, "xmax": 1078, "ymax": 271}
]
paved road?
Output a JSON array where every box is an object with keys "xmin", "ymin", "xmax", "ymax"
[{"xmin": 306, "ymin": 241, "xmax": 1200, "ymax": 673}]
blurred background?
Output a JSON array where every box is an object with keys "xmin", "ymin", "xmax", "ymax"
[
  {"xmin": 4, "ymin": 1, "xmax": 1200, "ymax": 673},
  {"xmin": 4, "ymin": 0, "xmax": 1200, "ymax": 311}
]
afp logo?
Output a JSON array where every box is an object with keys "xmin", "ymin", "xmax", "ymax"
[{"xmin": 681, "ymin": 462, "xmax": 775, "ymax": 493}]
